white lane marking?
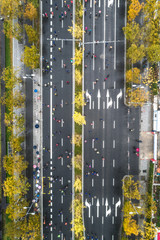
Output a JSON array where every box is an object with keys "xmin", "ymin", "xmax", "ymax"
[
  {"xmin": 62, "ymin": 0, "xmax": 63, "ymax": 7},
  {"xmin": 50, "ymin": 172, "xmax": 52, "ymax": 176},
  {"xmin": 115, "ymin": 198, "xmax": 121, "ymax": 217},
  {"xmin": 113, "ymin": 140, "xmax": 115, "ymax": 148},
  {"xmin": 50, "ymin": 227, "xmax": 52, "ymax": 231},
  {"xmin": 102, "ymin": 159, "xmax": 104, "ymax": 167},
  {"xmin": 50, "ymin": 41, "xmax": 52, "ymax": 46},
  {"xmin": 50, "ymin": 21, "xmax": 52, "ymax": 26},
  {"xmin": 61, "ymin": 138, "xmax": 63, "ymax": 146},
  {"xmin": 50, "ymin": 81, "xmax": 52, "ymax": 86},
  {"xmin": 92, "ymin": 178, "xmax": 94, "ymax": 187},
  {"xmin": 50, "ymin": 208, "xmax": 53, "ymax": 213},
  {"xmin": 102, "ymin": 216, "xmax": 104, "ymax": 224},
  {"xmin": 99, "ymin": 0, "xmax": 101, "ymax": 7},
  {"xmin": 117, "ymin": 89, "xmax": 122, "ymax": 109},
  {"xmin": 93, "ymin": 0, "xmax": 95, "ymax": 70},
  {"xmin": 50, "ymin": 34, "xmax": 52, "ymax": 39},
  {"xmin": 113, "ymin": 178, "xmax": 115, "ymax": 186},
  {"xmin": 50, "ymin": 183, "xmax": 52, "ymax": 188},
  {"xmin": 96, "ymin": 199, "xmax": 100, "ymax": 217},
  {"xmin": 112, "ymin": 197, "xmax": 114, "ymax": 205},
  {"xmin": 50, "ymin": 160, "xmax": 52, "ymax": 165},
  {"xmin": 113, "ymin": 120, "xmax": 115, "ymax": 128},
  {"xmin": 113, "ymin": 159, "xmax": 115, "ymax": 167},
  {"xmin": 50, "ymin": 48, "xmax": 52, "ymax": 53},
  {"xmin": 61, "ymin": 119, "xmax": 64, "ymax": 127},
  {"xmin": 112, "ymin": 235, "xmax": 114, "ymax": 240},
  {"xmin": 61, "ymin": 80, "xmax": 63, "ymax": 88},
  {"xmin": 50, "ymin": 202, "xmax": 53, "ymax": 206},
  {"xmin": 50, "ymin": 0, "xmax": 52, "ymax": 4},
  {"xmin": 61, "ymin": 59, "xmax": 63, "ymax": 68},
  {"xmin": 50, "ymin": 75, "xmax": 52, "ymax": 79},
  {"xmin": 118, "ymin": 0, "xmax": 120, "ymax": 7},
  {"xmin": 102, "ymin": 140, "xmax": 105, "ymax": 148},
  {"xmin": 114, "ymin": 0, "xmax": 116, "ymax": 70},
  {"xmin": 102, "ymin": 178, "xmax": 104, "ymax": 186},
  {"xmin": 112, "ymin": 216, "xmax": 114, "ymax": 224},
  {"xmin": 103, "ymin": 120, "xmax": 105, "ymax": 128},
  {"xmin": 91, "ymin": 216, "xmax": 93, "ymax": 224},
  {"xmin": 92, "ymin": 101, "xmax": 94, "ymax": 109},
  {"xmin": 50, "ymin": 214, "xmax": 52, "ymax": 218},
  {"xmin": 90, "ymin": 0, "xmax": 92, "ymax": 7},
  {"xmin": 92, "ymin": 197, "xmax": 94, "ymax": 205},
  {"xmin": 92, "ymin": 159, "xmax": 94, "ymax": 168},
  {"xmin": 50, "ymin": 88, "xmax": 52, "ymax": 159},
  {"xmin": 97, "ymin": 89, "xmax": 101, "ymax": 110},
  {"xmin": 61, "ymin": 177, "xmax": 63, "ymax": 185},
  {"xmin": 50, "ymin": 54, "xmax": 52, "ymax": 59},
  {"xmin": 103, "ymin": 0, "xmax": 106, "ymax": 70},
  {"xmin": 108, "ymin": 0, "xmax": 113, "ymax": 7},
  {"xmin": 50, "ymin": 61, "xmax": 52, "ymax": 66},
  {"xmin": 103, "ymin": 101, "xmax": 105, "ymax": 109},
  {"xmin": 61, "ymin": 195, "xmax": 63, "ymax": 204},
  {"xmin": 92, "ymin": 121, "xmax": 95, "ymax": 129},
  {"xmin": 50, "ymin": 196, "xmax": 53, "ymax": 200},
  {"xmin": 102, "ymin": 197, "xmax": 104, "ymax": 206},
  {"xmin": 62, "ymin": 20, "xmax": 63, "ymax": 28},
  {"xmin": 92, "ymin": 82, "xmax": 95, "ymax": 90},
  {"xmin": 103, "ymin": 81, "xmax": 105, "ymax": 89},
  {"xmin": 61, "ymin": 99, "xmax": 63, "ymax": 108},
  {"xmin": 50, "ymin": 28, "xmax": 52, "ymax": 32},
  {"xmin": 61, "ymin": 233, "xmax": 63, "ymax": 240},
  {"xmin": 92, "ymin": 139, "xmax": 94, "ymax": 148},
  {"xmin": 62, "ymin": 39, "xmax": 63, "ymax": 48},
  {"xmin": 114, "ymin": 81, "xmax": 116, "ymax": 89},
  {"xmin": 61, "ymin": 214, "xmax": 63, "ymax": 223},
  {"xmin": 127, "ymin": 122, "xmax": 129, "ymax": 128},
  {"xmin": 114, "ymin": 101, "xmax": 115, "ymax": 109},
  {"xmin": 128, "ymin": 136, "xmax": 130, "ymax": 143},
  {"xmin": 61, "ymin": 157, "xmax": 63, "ymax": 166}
]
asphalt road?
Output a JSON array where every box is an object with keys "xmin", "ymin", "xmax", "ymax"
[
  {"xmin": 83, "ymin": 0, "xmax": 140, "ymax": 239},
  {"xmin": 42, "ymin": 0, "xmax": 74, "ymax": 239}
]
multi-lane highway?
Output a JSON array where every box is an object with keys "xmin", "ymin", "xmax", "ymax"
[
  {"xmin": 42, "ymin": 0, "xmax": 74, "ymax": 239},
  {"xmin": 83, "ymin": 0, "xmax": 140, "ymax": 239}
]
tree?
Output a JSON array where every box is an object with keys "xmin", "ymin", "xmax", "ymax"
[
  {"xmin": 128, "ymin": 88, "xmax": 149, "ymax": 107},
  {"xmin": 75, "ymin": 69, "xmax": 82, "ymax": 85},
  {"xmin": 13, "ymin": 90, "xmax": 25, "ymax": 108},
  {"xmin": 143, "ymin": 221, "xmax": 157, "ymax": 240},
  {"xmin": 24, "ymin": 24, "xmax": 39, "ymax": 44},
  {"xmin": 1, "ymin": 67, "xmax": 21, "ymax": 90},
  {"xmin": 123, "ymin": 216, "xmax": 139, "ymax": 236},
  {"xmin": 128, "ymin": 0, "xmax": 144, "ymax": 22},
  {"xmin": 73, "ymin": 112, "xmax": 86, "ymax": 125},
  {"xmin": 72, "ymin": 134, "xmax": 82, "ymax": 146},
  {"xmin": 127, "ymin": 44, "xmax": 145, "ymax": 64},
  {"xmin": 6, "ymin": 198, "xmax": 28, "ymax": 221},
  {"xmin": 75, "ymin": 91, "xmax": 86, "ymax": 109},
  {"xmin": 3, "ymin": 20, "xmax": 22, "ymax": 40},
  {"xmin": 14, "ymin": 114, "xmax": 25, "ymax": 133},
  {"xmin": 0, "ymin": 0, "xmax": 20, "ymax": 18},
  {"xmin": 68, "ymin": 23, "xmax": 84, "ymax": 40},
  {"xmin": 126, "ymin": 68, "xmax": 141, "ymax": 84},
  {"xmin": 3, "ymin": 175, "xmax": 30, "ymax": 201},
  {"xmin": 22, "ymin": 45, "xmax": 40, "ymax": 69},
  {"xmin": 123, "ymin": 22, "xmax": 142, "ymax": 45},
  {"xmin": 10, "ymin": 135, "xmax": 24, "ymax": 153},
  {"xmin": 72, "ymin": 49, "xmax": 83, "ymax": 66},
  {"xmin": 122, "ymin": 176, "xmax": 141, "ymax": 200},
  {"xmin": 144, "ymin": 193, "xmax": 157, "ymax": 220},
  {"xmin": 24, "ymin": 3, "xmax": 38, "ymax": 20},
  {"xmin": 74, "ymin": 177, "xmax": 82, "ymax": 193},
  {"xmin": 3, "ymin": 154, "xmax": 28, "ymax": 176},
  {"xmin": 146, "ymin": 44, "xmax": 160, "ymax": 63},
  {"xmin": 123, "ymin": 200, "xmax": 143, "ymax": 217}
]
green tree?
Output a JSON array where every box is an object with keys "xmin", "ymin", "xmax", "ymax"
[
  {"xmin": 3, "ymin": 20, "xmax": 22, "ymax": 40},
  {"xmin": 75, "ymin": 69, "xmax": 82, "ymax": 85},
  {"xmin": 128, "ymin": 0, "xmax": 144, "ymax": 22},
  {"xmin": 22, "ymin": 45, "xmax": 40, "ymax": 69},
  {"xmin": 74, "ymin": 155, "xmax": 82, "ymax": 170}
]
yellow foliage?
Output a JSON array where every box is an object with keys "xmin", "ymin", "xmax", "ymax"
[
  {"xmin": 68, "ymin": 22, "xmax": 84, "ymax": 40},
  {"xmin": 74, "ymin": 177, "xmax": 82, "ymax": 192},
  {"xmin": 128, "ymin": 0, "xmax": 144, "ymax": 22},
  {"xmin": 72, "ymin": 134, "xmax": 82, "ymax": 146},
  {"xmin": 22, "ymin": 45, "xmax": 40, "ymax": 69},
  {"xmin": 75, "ymin": 91, "xmax": 86, "ymax": 109},
  {"xmin": 126, "ymin": 68, "xmax": 141, "ymax": 84},
  {"xmin": 73, "ymin": 111, "xmax": 86, "ymax": 125},
  {"xmin": 123, "ymin": 216, "xmax": 139, "ymax": 236},
  {"xmin": 73, "ymin": 155, "xmax": 82, "ymax": 170},
  {"xmin": 0, "ymin": 0, "xmax": 20, "ymax": 18},
  {"xmin": 122, "ymin": 176, "xmax": 141, "ymax": 200},
  {"xmin": 128, "ymin": 88, "xmax": 149, "ymax": 107},
  {"xmin": 24, "ymin": 3, "xmax": 37, "ymax": 20},
  {"xmin": 75, "ymin": 69, "xmax": 82, "ymax": 85},
  {"xmin": 72, "ymin": 49, "xmax": 83, "ymax": 66}
]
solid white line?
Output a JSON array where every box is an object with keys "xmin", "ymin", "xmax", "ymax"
[
  {"xmin": 92, "ymin": 178, "xmax": 94, "ymax": 187},
  {"xmin": 113, "ymin": 140, "xmax": 115, "ymax": 148},
  {"xmin": 113, "ymin": 159, "xmax": 115, "ymax": 167},
  {"xmin": 102, "ymin": 216, "xmax": 104, "ymax": 224},
  {"xmin": 91, "ymin": 216, "xmax": 93, "ymax": 224},
  {"xmin": 61, "ymin": 59, "xmax": 63, "ymax": 68},
  {"xmin": 92, "ymin": 101, "xmax": 94, "ymax": 109},
  {"xmin": 103, "ymin": 0, "xmax": 106, "ymax": 70},
  {"xmin": 61, "ymin": 80, "xmax": 63, "ymax": 88},
  {"xmin": 113, "ymin": 120, "xmax": 115, "ymax": 128},
  {"xmin": 113, "ymin": 178, "xmax": 115, "ymax": 186},
  {"xmin": 92, "ymin": 159, "xmax": 94, "ymax": 168},
  {"xmin": 92, "ymin": 139, "xmax": 94, "ymax": 148},
  {"xmin": 93, "ymin": 0, "xmax": 95, "ymax": 70},
  {"xmin": 112, "ymin": 197, "xmax": 114, "ymax": 204},
  {"xmin": 61, "ymin": 138, "xmax": 63, "ymax": 146},
  {"xmin": 102, "ymin": 159, "xmax": 104, "ymax": 167},
  {"xmin": 61, "ymin": 157, "xmax": 63, "ymax": 166},
  {"xmin": 114, "ymin": 0, "xmax": 116, "ymax": 70},
  {"xmin": 102, "ymin": 197, "xmax": 104, "ymax": 206},
  {"xmin": 103, "ymin": 81, "xmax": 105, "ymax": 89},
  {"xmin": 102, "ymin": 140, "xmax": 105, "ymax": 148},
  {"xmin": 102, "ymin": 178, "xmax": 104, "ymax": 186},
  {"xmin": 50, "ymin": 88, "xmax": 52, "ymax": 159},
  {"xmin": 103, "ymin": 121, "xmax": 105, "ymax": 128}
]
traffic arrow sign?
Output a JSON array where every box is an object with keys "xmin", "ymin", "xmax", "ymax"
[{"xmin": 85, "ymin": 199, "xmax": 91, "ymax": 218}]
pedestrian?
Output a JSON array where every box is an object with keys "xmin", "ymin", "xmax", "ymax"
[
  {"xmin": 53, "ymin": 57, "xmax": 56, "ymax": 61},
  {"xmin": 85, "ymin": 64, "xmax": 87, "ymax": 68},
  {"xmin": 51, "ymin": 11, "xmax": 54, "ymax": 17},
  {"xmin": 109, "ymin": 45, "xmax": 113, "ymax": 50},
  {"xmin": 58, "ymin": 47, "xmax": 61, "ymax": 52}
]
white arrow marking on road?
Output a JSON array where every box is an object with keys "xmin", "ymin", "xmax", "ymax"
[
  {"xmin": 106, "ymin": 90, "xmax": 113, "ymax": 109},
  {"xmin": 85, "ymin": 199, "xmax": 91, "ymax": 218},
  {"xmin": 108, "ymin": 0, "xmax": 114, "ymax": 7},
  {"xmin": 97, "ymin": 89, "xmax": 101, "ymax": 110},
  {"xmin": 86, "ymin": 89, "xmax": 92, "ymax": 110},
  {"xmin": 105, "ymin": 199, "xmax": 111, "ymax": 216},
  {"xmin": 117, "ymin": 89, "xmax": 122, "ymax": 109},
  {"xmin": 96, "ymin": 199, "xmax": 100, "ymax": 217},
  {"xmin": 105, "ymin": 198, "xmax": 108, "ymax": 208},
  {"xmin": 115, "ymin": 198, "xmax": 121, "ymax": 217}
]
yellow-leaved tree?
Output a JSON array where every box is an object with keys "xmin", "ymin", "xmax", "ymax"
[
  {"xmin": 73, "ymin": 111, "xmax": 86, "ymax": 125},
  {"xmin": 24, "ymin": 3, "xmax": 38, "ymax": 20},
  {"xmin": 22, "ymin": 45, "xmax": 40, "ymax": 69},
  {"xmin": 123, "ymin": 216, "xmax": 139, "ymax": 236},
  {"xmin": 75, "ymin": 91, "xmax": 86, "ymax": 109},
  {"xmin": 74, "ymin": 177, "xmax": 82, "ymax": 193},
  {"xmin": 73, "ymin": 155, "xmax": 82, "ymax": 170},
  {"xmin": 72, "ymin": 134, "xmax": 82, "ymax": 146},
  {"xmin": 68, "ymin": 23, "xmax": 84, "ymax": 40},
  {"xmin": 128, "ymin": 88, "xmax": 149, "ymax": 107},
  {"xmin": 75, "ymin": 69, "xmax": 82, "ymax": 85},
  {"xmin": 128, "ymin": 0, "xmax": 144, "ymax": 22},
  {"xmin": 122, "ymin": 176, "xmax": 141, "ymax": 200},
  {"xmin": 126, "ymin": 67, "xmax": 141, "ymax": 84}
]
